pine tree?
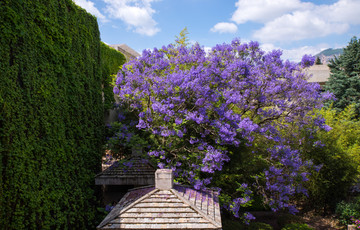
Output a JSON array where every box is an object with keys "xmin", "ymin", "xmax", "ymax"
[
  {"xmin": 325, "ymin": 37, "xmax": 360, "ymax": 115},
  {"xmin": 315, "ymin": 56, "xmax": 322, "ymax": 65}
]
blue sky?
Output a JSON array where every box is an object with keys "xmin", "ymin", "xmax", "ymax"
[{"xmin": 74, "ymin": 0, "xmax": 360, "ymax": 62}]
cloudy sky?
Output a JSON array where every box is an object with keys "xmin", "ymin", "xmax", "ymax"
[{"xmin": 74, "ymin": 0, "xmax": 360, "ymax": 62}]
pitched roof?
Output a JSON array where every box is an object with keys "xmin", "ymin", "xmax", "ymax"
[
  {"xmin": 109, "ymin": 44, "xmax": 141, "ymax": 59},
  {"xmin": 95, "ymin": 157, "xmax": 156, "ymax": 186},
  {"xmin": 97, "ymin": 178, "xmax": 222, "ymax": 229}
]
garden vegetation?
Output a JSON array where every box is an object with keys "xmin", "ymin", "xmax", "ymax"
[{"xmin": 1, "ymin": 0, "xmax": 360, "ymax": 227}]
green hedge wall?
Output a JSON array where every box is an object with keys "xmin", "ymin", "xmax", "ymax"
[
  {"xmin": 100, "ymin": 42, "xmax": 126, "ymax": 110},
  {"xmin": 0, "ymin": 0, "xmax": 111, "ymax": 229}
]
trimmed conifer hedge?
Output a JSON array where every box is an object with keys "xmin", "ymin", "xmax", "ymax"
[{"xmin": 0, "ymin": 0, "xmax": 125, "ymax": 229}]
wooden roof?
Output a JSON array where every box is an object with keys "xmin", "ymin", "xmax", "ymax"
[
  {"xmin": 97, "ymin": 185, "xmax": 222, "ymax": 229},
  {"xmin": 95, "ymin": 157, "xmax": 155, "ymax": 186},
  {"xmin": 109, "ymin": 44, "xmax": 141, "ymax": 60}
]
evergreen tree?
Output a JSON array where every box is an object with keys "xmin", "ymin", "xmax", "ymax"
[
  {"xmin": 315, "ymin": 56, "xmax": 322, "ymax": 65},
  {"xmin": 325, "ymin": 37, "xmax": 360, "ymax": 115}
]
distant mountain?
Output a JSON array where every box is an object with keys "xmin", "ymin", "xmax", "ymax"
[
  {"xmin": 315, "ymin": 48, "xmax": 344, "ymax": 64},
  {"xmin": 316, "ymin": 48, "xmax": 344, "ymax": 57}
]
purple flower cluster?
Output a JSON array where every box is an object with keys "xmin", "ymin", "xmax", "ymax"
[
  {"xmin": 351, "ymin": 217, "xmax": 360, "ymax": 229},
  {"xmin": 261, "ymin": 145, "xmax": 314, "ymax": 214},
  {"xmin": 229, "ymin": 183, "xmax": 254, "ymax": 220},
  {"xmin": 113, "ymin": 39, "xmax": 329, "ymax": 218}
]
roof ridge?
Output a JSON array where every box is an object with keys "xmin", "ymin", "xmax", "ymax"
[
  {"xmin": 97, "ymin": 188, "xmax": 158, "ymax": 229},
  {"xmin": 97, "ymin": 191, "xmax": 130, "ymax": 228},
  {"xmin": 170, "ymin": 188, "xmax": 221, "ymax": 228},
  {"xmin": 119, "ymin": 188, "xmax": 159, "ymax": 215}
]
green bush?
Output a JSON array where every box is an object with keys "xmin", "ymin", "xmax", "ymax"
[
  {"xmin": 222, "ymin": 219, "xmax": 247, "ymax": 230},
  {"xmin": 281, "ymin": 223, "xmax": 314, "ymax": 230},
  {"xmin": 0, "ymin": 0, "xmax": 117, "ymax": 229},
  {"xmin": 100, "ymin": 42, "xmax": 126, "ymax": 110},
  {"xmin": 277, "ymin": 213, "xmax": 303, "ymax": 228},
  {"xmin": 302, "ymin": 105, "xmax": 359, "ymax": 213},
  {"xmin": 222, "ymin": 219, "xmax": 273, "ymax": 230},
  {"xmin": 335, "ymin": 197, "xmax": 360, "ymax": 225},
  {"xmin": 248, "ymin": 222, "xmax": 273, "ymax": 230}
]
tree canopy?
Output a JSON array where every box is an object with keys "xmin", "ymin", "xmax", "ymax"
[
  {"xmin": 112, "ymin": 39, "xmax": 331, "ymax": 220},
  {"xmin": 325, "ymin": 37, "xmax": 360, "ymax": 115}
]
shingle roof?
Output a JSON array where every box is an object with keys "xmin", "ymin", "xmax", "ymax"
[
  {"xmin": 95, "ymin": 157, "xmax": 156, "ymax": 186},
  {"xmin": 97, "ymin": 181, "xmax": 222, "ymax": 229},
  {"xmin": 109, "ymin": 44, "xmax": 141, "ymax": 59}
]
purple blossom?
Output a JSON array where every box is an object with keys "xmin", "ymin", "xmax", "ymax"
[
  {"xmin": 123, "ymin": 161, "xmax": 133, "ymax": 168},
  {"xmin": 105, "ymin": 205, "xmax": 114, "ymax": 212},
  {"xmin": 175, "ymin": 117, "xmax": 183, "ymax": 125},
  {"xmin": 136, "ymin": 119, "xmax": 147, "ymax": 129},
  {"xmin": 158, "ymin": 162, "xmax": 165, "ymax": 169},
  {"xmin": 112, "ymin": 39, "xmax": 327, "ymax": 220},
  {"xmin": 177, "ymin": 130, "xmax": 184, "ymax": 138},
  {"xmin": 113, "ymin": 86, "xmax": 120, "ymax": 94},
  {"xmin": 300, "ymin": 54, "xmax": 315, "ymax": 68}
]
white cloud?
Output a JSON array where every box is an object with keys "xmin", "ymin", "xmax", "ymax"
[
  {"xmin": 104, "ymin": 0, "xmax": 160, "ymax": 36},
  {"xmin": 254, "ymin": 11, "xmax": 349, "ymax": 43},
  {"xmin": 281, "ymin": 46, "xmax": 325, "ymax": 62},
  {"xmin": 228, "ymin": 0, "xmax": 360, "ymax": 43},
  {"xmin": 260, "ymin": 43, "xmax": 327, "ymax": 62},
  {"xmin": 320, "ymin": 0, "xmax": 360, "ymax": 24},
  {"xmin": 73, "ymin": 0, "xmax": 107, "ymax": 22},
  {"xmin": 231, "ymin": 0, "xmax": 310, "ymax": 24},
  {"xmin": 210, "ymin": 22, "xmax": 238, "ymax": 34}
]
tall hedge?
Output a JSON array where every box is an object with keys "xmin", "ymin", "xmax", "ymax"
[
  {"xmin": 100, "ymin": 42, "xmax": 126, "ymax": 110},
  {"xmin": 0, "ymin": 0, "xmax": 109, "ymax": 229}
]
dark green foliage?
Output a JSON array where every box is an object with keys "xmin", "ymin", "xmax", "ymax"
[
  {"xmin": 277, "ymin": 213, "xmax": 303, "ymax": 228},
  {"xmin": 222, "ymin": 219, "xmax": 246, "ymax": 230},
  {"xmin": 325, "ymin": 37, "xmax": 360, "ymax": 115},
  {"xmin": 222, "ymin": 219, "xmax": 273, "ymax": 230},
  {"xmin": 0, "ymin": 0, "xmax": 108, "ymax": 228},
  {"xmin": 302, "ymin": 106, "xmax": 359, "ymax": 213},
  {"xmin": 315, "ymin": 56, "xmax": 322, "ymax": 65},
  {"xmin": 335, "ymin": 196, "xmax": 360, "ymax": 225},
  {"xmin": 281, "ymin": 223, "xmax": 314, "ymax": 230},
  {"xmin": 247, "ymin": 222, "xmax": 273, "ymax": 230},
  {"xmin": 212, "ymin": 143, "xmax": 269, "ymax": 213},
  {"xmin": 100, "ymin": 42, "xmax": 126, "ymax": 110}
]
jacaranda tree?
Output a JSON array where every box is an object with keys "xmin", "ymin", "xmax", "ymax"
[{"xmin": 112, "ymin": 39, "xmax": 332, "ymax": 221}]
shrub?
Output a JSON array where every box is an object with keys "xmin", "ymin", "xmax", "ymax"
[
  {"xmin": 335, "ymin": 197, "xmax": 360, "ymax": 225},
  {"xmin": 281, "ymin": 223, "xmax": 314, "ymax": 230},
  {"xmin": 222, "ymin": 219, "xmax": 273, "ymax": 230},
  {"xmin": 248, "ymin": 222, "xmax": 273, "ymax": 230},
  {"xmin": 222, "ymin": 219, "xmax": 247, "ymax": 230},
  {"xmin": 302, "ymin": 105, "xmax": 360, "ymax": 213},
  {"xmin": 277, "ymin": 213, "xmax": 303, "ymax": 228}
]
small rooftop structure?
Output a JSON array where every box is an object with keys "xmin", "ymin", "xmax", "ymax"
[
  {"xmin": 97, "ymin": 169, "xmax": 222, "ymax": 230},
  {"xmin": 95, "ymin": 148, "xmax": 155, "ymax": 186},
  {"xmin": 306, "ymin": 64, "xmax": 331, "ymax": 85},
  {"xmin": 109, "ymin": 44, "xmax": 141, "ymax": 60}
]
